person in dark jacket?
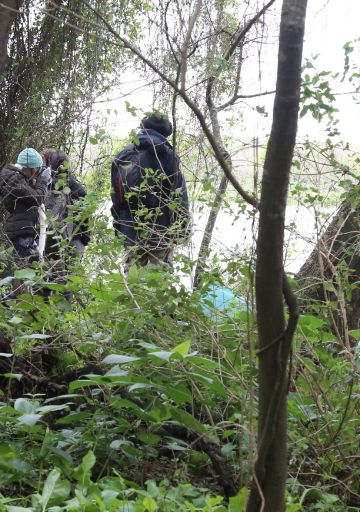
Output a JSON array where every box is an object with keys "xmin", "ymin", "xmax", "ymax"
[
  {"xmin": 0, "ymin": 148, "xmax": 50, "ymax": 261},
  {"xmin": 42, "ymin": 150, "xmax": 90, "ymax": 300},
  {"xmin": 111, "ymin": 112, "xmax": 190, "ymax": 269},
  {"xmin": 43, "ymin": 150, "xmax": 90, "ymax": 261}
]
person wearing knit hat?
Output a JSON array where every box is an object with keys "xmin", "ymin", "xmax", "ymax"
[
  {"xmin": 17, "ymin": 148, "xmax": 43, "ymax": 169},
  {"xmin": 0, "ymin": 148, "xmax": 50, "ymax": 263},
  {"xmin": 111, "ymin": 112, "xmax": 190, "ymax": 270},
  {"xmin": 141, "ymin": 113, "xmax": 173, "ymax": 138}
]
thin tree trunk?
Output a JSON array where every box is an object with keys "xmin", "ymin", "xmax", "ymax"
[
  {"xmin": 0, "ymin": 1, "xmax": 23, "ymax": 77},
  {"xmin": 193, "ymin": 174, "xmax": 228, "ymax": 288},
  {"xmin": 246, "ymin": 1, "xmax": 307, "ymax": 511}
]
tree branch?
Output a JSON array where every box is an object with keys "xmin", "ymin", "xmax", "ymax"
[
  {"xmin": 206, "ymin": 0, "xmax": 276, "ymax": 105},
  {"xmin": 81, "ymin": 0, "xmax": 258, "ymax": 207},
  {"xmin": 218, "ymin": 89, "xmax": 275, "ymax": 111},
  {"xmin": 179, "ymin": 0, "xmax": 202, "ymax": 91}
]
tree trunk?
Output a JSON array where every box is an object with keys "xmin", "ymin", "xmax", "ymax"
[
  {"xmin": 246, "ymin": 1, "xmax": 307, "ymax": 511},
  {"xmin": 0, "ymin": 0, "xmax": 23, "ymax": 77},
  {"xmin": 297, "ymin": 199, "xmax": 360, "ymax": 347},
  {"xmin": 193, "ymin": 175, "xmax": 228, "ymax": 288}
]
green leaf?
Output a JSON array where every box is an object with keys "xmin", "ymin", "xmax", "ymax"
[
  {"xmin": 6, "ymin": 507, "xmax": 34, "ymax": 511},
  {"xmin": 56, "ymin": 411, "xmax": 92, "ymax": 425},
  {"xmin": 14, "ymin": 398, "xmax": 36, "ymax": 414},
  {"xmin": 69, "ymin": 379, "xmax": 98, "ymax": 391},
  {"xmin": 349, "ymin": 329, "xmax": 360, "ymax": 340},
  {"xmin": 19, "ymin": 334, "xmax": 52, "ymax": 340},
  {"xmin": 89, "ymin": 136, "xmax": 98, "ymax": 144},
  {"xmin": 39, "ymin": 468, "xmax": 61, "ymax": 511},
  {"xmin": 3, "ymin": 373, "xmax": 22, "ymax": 381},
  {"xmin": 171, "ymin": 407, "xmax": 206, "ymax": 433},
  {"xmin": 165, "ymin": 384, "xmax": 192, "ymax": 404},
  {"xmin": 17, "ymin": 413, "xmax": 42, "ymax": 427},
  {"xmin": 102, "ymin": 354, "xmax": 140, "ymax": 364},
  {"xmin": 228, "ymin": 488, "xmax": 249, "ymax": 512},
  {"xmin": 143, "ymin": 496, "xmax": 157, "ymax": 512},
  {"xmin": 73, "ymin": 450, "xmax": 96, "ymax": 485},
  {"xmin": 36, "ymin": 404, "xmax": 70, "ymax": 414},
  {"xmin": 172, "ymin": 340, "xmax": 190, "ymax": 356},
  {"xmin": 0, "ymin": 276, "xmax": 14, "ymax": 285},
  {"xmin": 137, "ymin": 432, "xmax": 161, "ymax": 446},
  {"xmin": 149, "ymin": 350, "xmax": 172, "ymax": 362},
  {"xmin": 14, "ymin": 268, "xmax": 36, "ymax": 280},
  {"xmin": 9, "ymin": 315, "xmax": 23, "ymax": 325}
]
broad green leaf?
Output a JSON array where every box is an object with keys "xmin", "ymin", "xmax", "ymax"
[
  {"xmin": 165, "ymin": 384, "xmax": 192, "ymax": 404},
  {"xmin": 44, "ymin": 394, "xmax": 82, "ymax": 403},
  {"xmin": 110, "ymin": 439, "xmax": 133, "ymax": 450},
  {"xmin": 6, "ymin": 507, "xmax": 34, "ymax": 511},
  {"xmin": 109, "ymin": 397, "xmax": 142, "ymax": 412},
  {"xmin": 14, "ymin": 268, "xmax": 36, "ymax": 280},
  {"xmin": 56, "ymin": 412, "xmax": 92, "ymax": 425},
  {"xmin": 228, "ymin": 488, "xmax": 249, "ymax": 512},
  {"xmin": 36, "ymin": 404, "xmax": 70, "ymax": 414},
  {"xmin": 102, "ymin": 354, "xmax": 140, "ymax": 364},
  {"xmin": 349, "ymin": 329, "xmax": 360, "ymax": 340},
  {"xmin": 17, "ymin": 413, "xmax": 42, "ymax": 427},
  {"xmin": 171, "ymin": 407, "xmax": 206, "ymax": 433},
  {"xmin": 69, "ymin": 379, "xmax": 98, "ymax": 391},
  {"xmin": 137, "ymin": 432, "xmax": 161, "ymax": 446},
  {"xmin": 9, "ymin": 315, "xmax": 23, "ymax": 325},
  {"xmin": 104, "ymin": 365, "xmax": 128, "ymax": 377},
  {"xmin": 74, "ymin": 450, "xmax": 96, "ymax": 484},
  {"xmin": 186, "ymin": 355, "xmax": 219, "ymax": 370},
  {"xmin": 19, "ymin": 334, "xmax": 52, "ymax": 340},
  {"xmin": 14, "ymin": 398, "xmax": 36, "ymax": 414},
  {"xmin": 39, "ymin": 469, "xmax": 61, "ymax": 511},
  {"xmin": 143, "ymin": 496, "xmax": 157, "ymax": 512},
  {"xmin": 3, "ymin": 373, "xmax": 22, "ymax": 381},
  {"xmin": 0, "ymin": 276, "xmax": 14, "ymax": 285},
  {"xmin": 149, "ymin": 350, "xmax": 172, "ymax": 362},
  {"xmin": 128, "ymin": 383, "xmax": 153, "ymax": 392},
  {"xmin": 172, "ymin": 340, "xmax": 190, "ymax": 356}
]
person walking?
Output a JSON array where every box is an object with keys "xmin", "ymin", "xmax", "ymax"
[
  {"xmin": 0, "ymin": 147, "xmax": 50, "ymax": 262},
  {"xmin": 43, "ymin": 150, "xmax": 90, "ymax": 262},
  {"xmin": 42, "ymin": 150, "xmax": 90, "ymax": 301},
  {"xmin": 110, "ymin": 112, "xmax": 190, "ymax": 269}
]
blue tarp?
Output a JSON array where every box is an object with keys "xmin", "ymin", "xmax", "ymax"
[{"xmin": 201, "ymin": 284, "xmax": 248, "ymax": 321}]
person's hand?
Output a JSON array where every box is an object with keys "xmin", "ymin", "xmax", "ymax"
[{"xmin": 38, "ymin": 166, "xmax": 52, "ymax": 185}]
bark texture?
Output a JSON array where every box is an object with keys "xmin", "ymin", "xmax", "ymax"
[
  {"xmin": 0, "ymin": 0, "xmax": 23, "ymax": 76},
  {"xmin": 246, "ymin": 1, "xmax": 307, "ymax": 511},
  {"xmin": 297, "ymin": 199, "xmax": 360, "ymax": 345},
  {"xmin": 193, "ymin": 174, "xmax": 228, "ymax": 288}
]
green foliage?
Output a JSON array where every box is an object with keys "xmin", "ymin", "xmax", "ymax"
[{"xmin": 0, "ymin": 232, "xmax": 358, "ymax": 510}]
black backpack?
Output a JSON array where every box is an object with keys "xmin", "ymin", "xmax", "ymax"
[{"xmin": 111, "ymin": 144, "xmax": 175, "ymax": 211}]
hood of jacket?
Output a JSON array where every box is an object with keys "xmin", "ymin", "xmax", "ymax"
[{"xmin": 136, "ymin": 129, "xmax": 172, "ymax": 154}]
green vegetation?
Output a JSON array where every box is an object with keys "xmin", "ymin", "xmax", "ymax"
[{"xmin": 0, "ymin": 239, "xmax": 358, "ymax": 509}]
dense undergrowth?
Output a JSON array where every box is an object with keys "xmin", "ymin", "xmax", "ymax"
[{"xmin": 0, "ymin": 226, "xmax": 359, "ymax": 511}]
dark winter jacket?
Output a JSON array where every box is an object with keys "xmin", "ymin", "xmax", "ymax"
[
  {"xmin": 44, "ymin": 168, "xmax": 90, "ymax": 251},
  {"xmin": 0, "ymin": 164, "xmax": 48, "ymax": 239},
  {"xmin": 111, "ymin": 128, "xmax": 189, "ymax": 249}
]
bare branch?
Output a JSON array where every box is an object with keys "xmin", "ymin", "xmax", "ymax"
[
  {"xmin": 224, "ymin": 0, "xmax": 276, "ymax": 62},
  {"xmin": 207, "ymin": 0, "xmax": 276, "ymax": 106},
  {"xmin": 180, "ymin": 0, "xmax": 202, "ymax": 91},
  {"xmin": 218, "ymin": 89, "xmax": 276, "ymax": 111}
]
